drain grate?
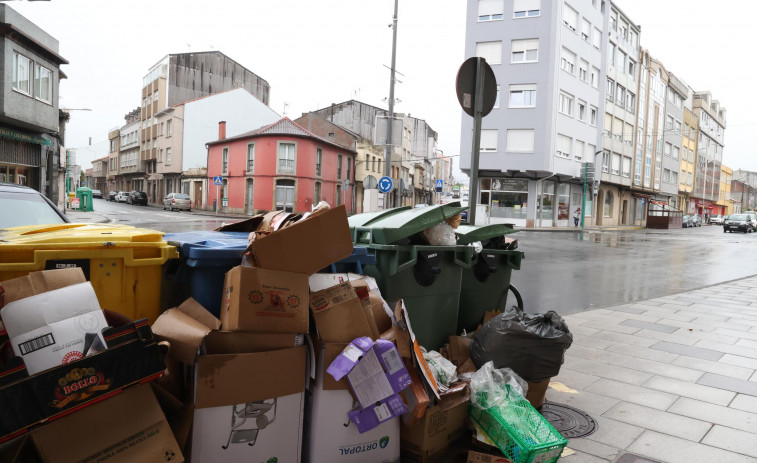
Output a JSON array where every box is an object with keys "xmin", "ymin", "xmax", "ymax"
[
  {"xmin": 540, "ymin": 401, "xmax": 597, "ymax": 439},
  {"xmin": 616, "ymin": 453, "xmax": 665, "ymax": 463}
]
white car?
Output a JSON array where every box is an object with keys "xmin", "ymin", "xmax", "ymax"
[{"xmin": 115, "ymin": 191, "xmax": 129, "ymax": 203}]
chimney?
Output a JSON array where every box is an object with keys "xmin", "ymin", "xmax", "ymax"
[{"xmin": 218, "ymin": 121, "xmax": 226, "ymax": 140}]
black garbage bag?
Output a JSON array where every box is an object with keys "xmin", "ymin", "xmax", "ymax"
[{"xmin": 470, "ymin": 305, "xmax": 573, "ymax": 382}]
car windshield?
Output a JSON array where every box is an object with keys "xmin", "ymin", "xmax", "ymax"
[
  {"xmin": 730, "ymin": 215, "xmax": 747, "ymax": 221},
  {"xmin": 0, "ymin": 191, "xmax": 66, "ymax": 228},
  {"xmin": 175, "ymin": 194, "xmax": 190, "ymax": 200}
]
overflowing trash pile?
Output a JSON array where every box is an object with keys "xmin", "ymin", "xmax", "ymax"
[{"xmin": 0, "ymin": 201, "xmax": 573, "ymax": 462}]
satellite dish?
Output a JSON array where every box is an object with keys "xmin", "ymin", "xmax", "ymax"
[{"xmin": 363, "ymin": 175, "xmax": 378, "ymax": 189}]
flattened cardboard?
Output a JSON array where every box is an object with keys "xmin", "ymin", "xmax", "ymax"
[
  {"xmin": 151, "ymin": 298, "xmax": 218, "ymax": 366},
  {"xmin": 447, "ymin": 336, "xmax": 472, "ymax": 368},
  {"xmin": 32, "ymin": 384, "xmax": 183, "ymax": 463},
  {"xmin": 400, "ymin": 358, "xmax": 431, "ymax": 427},
  {"xmin": 0, "ymin": 268, "xmax": 85, "ymax": 306},
  {"xmin": 309, "ymin": 283, "xmax": 372, "ymax": 343},
  {"xmin": 195, "ymin": 346, "xmax": 306, "ymax": 409},
  {"xmin": 400, "ymin": 401, "xmax": 469, "ymax": 463},
  {"xmin": 350, "ymin": 281, "xmax": 380, "ymax": 339},
  {"xmin": 221, "ymin": 266, "xmax": 309, "ymax": 333},
  {"xmin": 248, "ymin": 205, "xmax": 353, "ymax": 274}
]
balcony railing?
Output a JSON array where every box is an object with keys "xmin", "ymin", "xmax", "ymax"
[{"xmin": 278, "ymin": 159, "xmax": 295, "ymax": 174}]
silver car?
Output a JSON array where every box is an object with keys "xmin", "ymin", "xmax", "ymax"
[
  {"xmin": 164, "ymin": 192, "xmax": 192, "ymax": 211},
  {"xmin": 115, "ymin": 191, "xmax": 130, "ymax": 203}
]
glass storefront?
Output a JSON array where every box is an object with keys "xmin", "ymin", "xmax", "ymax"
[
  {"xmin": 536, "ymin": 180, "xmax": 555, "ymax": 221},
  {"xmin": 482, "ymin": 178, "xmax": 529, "ymax": 220}
]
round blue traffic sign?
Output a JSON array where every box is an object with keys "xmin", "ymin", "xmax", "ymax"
[{"xmin": 378, "ymin": 176, "xmax": 393, "ymax": 193}]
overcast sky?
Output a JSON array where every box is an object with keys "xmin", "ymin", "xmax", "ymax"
[{"xmin": 10, "ymin": 0, "xmax": 757, "ymax": 178}]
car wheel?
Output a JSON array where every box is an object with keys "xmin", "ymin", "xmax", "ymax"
[{"xmin": 724, "ymin": 228, "xmax": 727, "ymax": 233}]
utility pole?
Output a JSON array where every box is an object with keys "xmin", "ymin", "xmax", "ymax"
[{"xmin": 383, "ymin": 0, "xmax": 399, "ymax": 209}]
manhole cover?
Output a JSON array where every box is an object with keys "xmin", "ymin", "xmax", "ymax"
[
  {"xmin": 540, "ymin": 401, "xmax": 597, "ymax": 438},
  {"xmin": 616, "ymin": 453, "xmax": 665, "ymax": 463}
]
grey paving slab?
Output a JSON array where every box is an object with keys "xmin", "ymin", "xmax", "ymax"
[
  {"xmin": 622, "ymin": 357, "xmax": 703, "ymax": 383},
  {"xmin": 671, "ymin": 356, "xmax": 754, "ymax": 380},
  {"xmin": 655, "ymin": 317, "xmax": 716, "ymax": 332},
  {"xmin": 620, "ymin": 319, "xmax": 679, "ymax": 333},
  {"xmin": 731, "ymin": 394, "xmax": 757, "ymax": 414},
  {"xmin": 607, "ymin": 305, "xmax": 647, "ymax": 315},
  {"xmin": 585, "ymin": 379, "xmax": 678, "ymax": 410},
  {"xmin": 561, "ymin": 447, "xmax": 617, "ymax": 462},
  {"xmin": 634, "ymin": 329, "xmax": 699, "ymax": 346},
  {"xmin": 605, "ymin": 343, "xmax": 679, "ymax": 363},
  {"xmin": 656, "ymin": 298, "xmax": 694, "ymax": 307},
  {"xmin": 567, "ymin": 312, "xmax": 631, "ymax": 325},
  {"xmin": 668, "ymin": 397, "xmax": 757, "ymax": 433},
  {"xmin": 582, "ymin": 415, "xmax": 644, "ymax": 450},
  {"xmin": 563, "ymin": 437, "xmax": 622, "ymax": 461},
  {"xmin": 562, "ymin": 358, "xmax": 654, "ymax": 385},
  {"xmin": 602, "ymin": 402, "xmax": 712, "ymax": 441},
  {"xmin": 697, "ymin": 340, "xmax": 757, "ymax": 360},
  {"xmin": 545, "ymin": 387, "xmax": 619, "ymax": 416},
  {"xmin": 551, "ymin": 367, "xmax": 602, "ymax": 390},
  {"xmin": 566, "ymin": 345, "xmax": 632, "ymax": 366},
  {"xmin": 626, "ymin": 431, "xmax": 756, "ymax": 463},
  {"xmin": 568, "ymin": 324, "xmax": 602, "ymax": 337},
  {"xmin": 720, "ymin": 353, "xmax": 757, "ymax": 370},
  {"xmin": 697, "ymin": 372, "xmax": 757, "ymax": 396},
  {"xmin": 688, "ymin": 312, "xmax": 733, "ymax": 323},
  {"xmin": 593, "ymin": 331, "xmax": 658, "ymax": 348},
  {"xmin": 701, "ymin": 425, "xmax": 757, "ymax": 458},
  {"xmin": 643, "ymin": 375, "xmax": 736, "ymax": 406},
  {"xmin": 640, "ymin": 309, "xmax": 696, "ymax": 322},
  {"xmin": 573, "ymin": 335, "xmax": 617, "ymax": 350},
  {"xmin": 736, "ymin": 338, "xmax": 757, "ymax": 349},
  {"xmin": 650, "ymin": 341, "xmax": 723, "ymax": 361},
  {"xmin": 669, "ymin": 328, "xmax": 740, "ymax": 345},
  {"xmin": 581, "ymin": 321, "xmax": 642, "ymax": 335},
  {"xmin": 717, "ymin": 328, "xmax": 757, "ymax": 341}
]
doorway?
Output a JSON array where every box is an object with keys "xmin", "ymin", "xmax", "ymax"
[
  {"xmin": 245, "ymin": 179, "xmax": 254, "ymax": 215},
  {"xmin": 621, "ymin": 199, "xmax": 628, "ymax": 225},
  {"xmin": 275, "ymin": 179, "xmax": 295, "ymax": 212}
]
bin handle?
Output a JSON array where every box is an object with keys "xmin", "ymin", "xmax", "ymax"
[
  {"xmin": 395, "ymin": 246, "xmax": 419, "ymax": 274},
  {"xmin": 454, "ymin": 248, "xmax": 475, "ymax": 270}
]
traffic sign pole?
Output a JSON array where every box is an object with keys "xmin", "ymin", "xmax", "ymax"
[{"xmin": 468, "ymin": 57, "xmax": 486, "ymax": 225}]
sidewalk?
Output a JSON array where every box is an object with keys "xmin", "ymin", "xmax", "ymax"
[{"xmin": 550, "ymin": 276, "xmax": 757, "ymax": 462}]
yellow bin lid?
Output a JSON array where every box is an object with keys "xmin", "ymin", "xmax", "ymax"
[{"xmin": 0, "ymin": 223, "xmax": 171, "ymax": 248}]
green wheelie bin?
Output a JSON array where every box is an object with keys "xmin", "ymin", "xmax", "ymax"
[
  {"xmin": 353, "ymin": 203, "xmax": 469, "ymax": 351},
  {"xmin": 347, "ymin": 206, "xmax": 410, "ymax": 242},
  {"xmin": 455, "ymin": 224, "xmax": 524, "ymax": 333}
]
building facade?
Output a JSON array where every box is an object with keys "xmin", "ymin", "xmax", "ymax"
[
  {"xmin": 462, "ymin": 0, "xmax": 605, "ymax": 227},
  {"xmin": 691, "ymin": 91, "xmax": 726, "ymax": 217},
  {"xmin": 0, "ymin": 4, "xmax": 67, "ymax": 202},
  {"xmin": 206, "ymin": 118, "xmax": 356, "ymax": 215},
  {"xmin": 678, "ymin": 105, "xmax": 698, "ymax": 212}
]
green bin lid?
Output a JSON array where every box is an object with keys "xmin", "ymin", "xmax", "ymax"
[
  {"xmin": 355, "ymin": 202, "xmax": 467, "ymax": 244},
  {"xmin": 454, "ymin": 224, "xmax": 518, "ymax": 245},
  {"xmin": 348, "ymin": 206, "xmax": 411, "ymax": 229}
]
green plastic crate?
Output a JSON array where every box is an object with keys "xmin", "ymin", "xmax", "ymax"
[{"xmin": 469, "ymin": 387, "xmax": 567, "ymax": 463}]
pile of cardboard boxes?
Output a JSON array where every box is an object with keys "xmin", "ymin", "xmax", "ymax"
[{"xmin": 0, "ymin": 204, "xmax": 553, "ymax": 462}]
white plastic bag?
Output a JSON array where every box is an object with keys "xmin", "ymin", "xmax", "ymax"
[
  {"xmin": 422, "ymin": 222, "xmax": 457, "ymax": 246},
  {"xmin": 421, "ymin": 348, "xmax": 458, "ymax": 391},
  {"xmin": 469, "ymin": 361, "xmax": 529, "ymax": 410}
]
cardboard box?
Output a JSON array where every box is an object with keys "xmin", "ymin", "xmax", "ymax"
[
  {"xmin": 309, "ymin": 283, "xmax": 373, "ymax": 343},
  {"xmin": 303, "ymin": 344, "xmax": 400, "ymax": 463},
  {"xmin": 467, "ymin": 450, "xmax": 513, "ymax": 463},
  {"xmin": 248, "ymin": 205, "xmax": 354, "ymax": 274},
  {"xmin": 400, "ymin": 401, "xmax": 469, "ymax": 463},
  {"xmin": 0, "ymin": 319, "xmax": 167, "ymax": 444},
  {"xmin": 151, "ymin": 299, "xmax": 307, "ymax": 463},
  {"xmin": 0, "ymin": 269, "xmax": 108, "ymax": 375},
  {"xmin": 221, "ymin": 266, "xmax": 309, "ymax": 333},
  {"xmin": 31, "ymin": 384, "xmax": 183, "ymax": 463}
]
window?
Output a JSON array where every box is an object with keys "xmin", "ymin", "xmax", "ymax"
[
  {"xmin": 335, "ymin": 184, "xmax": 342, "ymax": 206},
  {"xmin": 624, "ymin": 123, "xmax": 633, "ymax": 146},
  {"xmin": 581, "ymin": 18, "xmax": 590, "ymax": 41},
  {"xmin": 578, "ymin": 100, "xmax": 586, "ymax": 121},
  {"xmin": 622, "ymin": 157, "xmax": 631, "ymax": 177},
  {"xmin": 556, "ymin": 134, "xmax": 571, "ymax": 158},
  {"xmin": 278, "ymin": 142, "xmax": 296, "ymax": 174},
  {"xmin": 12, "ymin": 52, "xmax": 31, "ymax": 94},
  {"xmin": 506, "ymin": 129, "xmax": 534, "ymax": 152},
  {"xmin": 314, "ymin": 182, "xmax": 321, "ymax": 204},
  {"xmin": 610, "ymin": 11, "xmax": 618, "ymax": 30},
  {"xmin": 666, "ymin": 115, "xmax": 674, "ymax": 131},
  {"xmin": 371, "ymin": 156, "xmax": 376, "ymax": 172},
  {"xmin": 604, "ymin": 113, "xmax": 613, "ymax": 138},
  {"xmin": 559, "ymin": 92, "xmax": 574, "ymax": 116},
  {"xmin": 672, "ymin": 171, "xmax": 678, "ymax": 184},
  {"xmin": 247, "ymin": 143, "xmax": 255, "ymax": 172},
  {"xmin": 688, "ymin": 148, "xmax": 694, "ymax": 162},
  {"xmin": 592, "ymin": 28, "xmax": 602, "ymax": 48},
  {"xmin": 611, "ymin": 153, "xmax": 621, "ymax": 175},
  {"xmin": 579, "ymin": 60, "xmax": 588, "ymax": 81},
  {"xmin": 602, "ymin": 151, "xmax": 610, "ymax": 172},
  {"xmin": 562, "ymin": 4, "xmax": 578, "ymax": 31},
  {"xmin": 167, "ymin": 119, "xmax": 173, "ymax": 136},
  {"xmin": 664, "ymin": 142, "xmax": 672, "ymax": 157},
  {"xmin": 560, "ymin": 48, "xmax": 576, "ymax": 74},
  {"xmin": 626, "ymin": 92, "xmax": 636, "ymax": 113},
  {"xmin": 590, "ymin": 106, "xmax": 598, "ymax": 125},
  {"xmin": 316, "ymin": 148, "xmax": 322, "ymax": 176},
  {"xmin": 591, "ymin": 67, "xmax": 599, "ymax": 88},
  {"xmin": 614, "ymin": 117, "xmax": 623, "ymax": 141},
  {"xmin": 513, "ymin": 0, "xmax": 540, "ymax": 17},
  {"xmin": 629, "ymin": 30, "xmax": 637, "ymax": 47},
  {"xmin": 609, "ymin": 43, "xmax": 616, "ymax": 68},
  {"xmin": 509, "ymin": 84, "xmax": 536, "ymax": 107},
  {"xmin": 478, "ymin": 0, "xmax": 504, "ymax": 20},
  {"xmin": 481, "ymin": 129, "xmax": 498, "ymax": 152},
  {"xmin": 663, "ymin": 168, "xmax": 671, "ymax": 183},
  {"xmin": 346, "ymin": 157, "xmax": 352, "ymax": 181},
  {"xmin": 222, "ymin": 147, "xmax": 228, "ymax": 173},
  {"xmin": 337, "ymin": 154, "xmax": 343, "ymax": 179},
  {"xmin": 687, "ymin": 172, "xmax": 692, "ymax": 185},
  {"xmin": 616, "ymin": 50, "xmax": 626, "ymax": 70},
  {"xmin": 166, "ymin": 147, "xmax": 172, "ymax": 166},
  {"xmin": 34, "ymin": 64, "xmax": 52, "ymax": 103},
  {"xmin": 684, "ymin": 124, "xmax": 690, "ymax": 138},
  {"xmin": 511, "ymin": 39, "xmax": 539, "ymax": 63},
  {"xmin": 672, "ymin": 145, "xmax": 680, "ymax": 160},
  {"xmin": 575, "ymin": 140, "xmax": 585, "ymax": 161},
  {"xmin": 674, "ymin": 120, "xmax": 682, "ymax": 135},
  {"xmin": 476, "ymin": 41, "xmax": 502, "ymax": 65},
  {"xmin": 628, "ymin": 59, "xmax": 636, "ymax": 78},
  {"xmin": 619, "ymin": 20, "xmax": 628, "ymax": 40},
  {"xmin": 607, "ymin": 78, "xmax": 615, "ymax": 101},
  {"xmin": 616, "ymin": 84, "xmax": 625, "ymax": 107}
]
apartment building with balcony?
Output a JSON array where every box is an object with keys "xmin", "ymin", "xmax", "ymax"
[
  {"xmin": 117, "ymin": 116, "xmax": 142, "ymax": 192},
  {"xmin": 691, "ymin": 91, "xmax": 726, "ymax": 216},
  {"xmin": 107, "ymin": 127, "xmax": 120, "ymax": 193},
  {"xmin": 658, "ymin": 72, "xmax": 687, "ymax": 208},
  {"xmin": 462, "ymin": 0, "xmax": 605, "ymax": 227}
]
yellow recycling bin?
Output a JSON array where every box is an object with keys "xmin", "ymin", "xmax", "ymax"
[{"xmin": 0, "ymin": 223, "xmax": 178, "ymax": 323}]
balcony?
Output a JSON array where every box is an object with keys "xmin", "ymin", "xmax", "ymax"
[{"xmin": 278, "ymin": 159, "xmax": 295, "ymax": 174}]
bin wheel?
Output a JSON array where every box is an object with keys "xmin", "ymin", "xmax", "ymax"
[{"xmin": 509, "ymin": 284, "xmax": 524, "ymax": 310}]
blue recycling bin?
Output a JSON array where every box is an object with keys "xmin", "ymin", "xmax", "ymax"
[
  {"xmin": 162, "ymin": 231, "xmax": 249, "ymax": 317},
  {"xmin": 319, "ymin": 246, "xmax": 376, "ymax": 274}
]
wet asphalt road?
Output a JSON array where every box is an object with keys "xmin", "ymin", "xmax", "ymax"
[{"xmin": 510, "ymin": 226, "xmax": 757, "ymax": 315}]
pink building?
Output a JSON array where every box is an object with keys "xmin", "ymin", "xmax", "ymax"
[{"xmin": 206, "ymin": 118, "xmax": 357, "ymax": 214}]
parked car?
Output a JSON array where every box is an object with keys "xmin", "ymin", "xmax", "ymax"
[
  {"xmin": 127, "ymin": 191, "xmax": 148, "ymax": 205},
  {"xmin": 723, "ymin": 214, "xmax": 755, "ymax": 233},
  {"xmin": 92, "ymin": 189, "xmax": 103, "ymax": 199},
  {"xmin": 0, "ymin": 182, "xmax": 69, "ymax": 228},
  {"xmin": 743, "ymin": 211, "xmax": 757, "ymax": 230},
  {"xmin": 115, "ymin": 191, "xmax": 130, "ymax": 203},
  {"xmin": 708, "ymin": 214, "xmax": 724, "ymax": 225},
  {"xmin": 163, "ymin": 192, "xmax": 191, "ymax": 211},
  {"xmin": 682, "ymin": 215, "xmax": 701, "ymax": 228},
  {"xmin": 107, "ymin": 191, "xmax": 117, "ymax": 201}
]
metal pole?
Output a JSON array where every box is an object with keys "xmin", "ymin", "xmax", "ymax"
[
  {"xmin": 582, "ymin": 176, "xmax": 587, "ymax": 228},
  {"xmin": 216, "ymin": 185, "xmax": 219, "ymax": 216},
  {"xmin": 468, "ymin": 57, "xmax": 485, "ymax": 225},
  {"xmin": 383, "ymin": 0, "xmax": 399, "ymax": 209}
]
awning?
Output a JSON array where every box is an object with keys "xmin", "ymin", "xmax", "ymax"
[
  {"xmin": 632, "ymin": 192, "xmax": 653, "ymax": 199},
  {"xmin": 0, "ymin": 127, "xmax": 51, "ymax": 146}
]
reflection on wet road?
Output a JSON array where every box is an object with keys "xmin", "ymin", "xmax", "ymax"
[{"xmin": 510, "ymin": 226, "xmax": 757, "ymax": 316}]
